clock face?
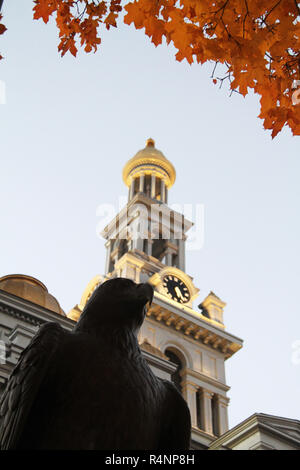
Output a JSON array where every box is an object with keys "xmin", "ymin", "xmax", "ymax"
[{"xmin": 162, "ymin": 275, "xmax": 190, "ymax": 304}]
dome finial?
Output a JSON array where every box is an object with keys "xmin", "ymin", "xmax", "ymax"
[
  {"xmin": 123, "ymin": 139, "xmax": 176, "ymax": 189},
  {"xmin": 146, "ymin": 138, "xmax": 155, "ymax": 147}
]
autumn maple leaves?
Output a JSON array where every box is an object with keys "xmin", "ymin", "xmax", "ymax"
[
  {"xmin": 2, "ymin": 1, "xmax": 300, "ymax": 137},
  {"xmin": 124, "ymin": 0, "xmax": 300, "ymax": 138},
  {"xmin": 33, "ymin": 0, "xmax": 122, "ymax": 55}
]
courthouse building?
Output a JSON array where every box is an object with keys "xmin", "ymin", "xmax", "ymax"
[{"xmin": 0, "ymin": 139, "xmax": 299, "ymax": 450}]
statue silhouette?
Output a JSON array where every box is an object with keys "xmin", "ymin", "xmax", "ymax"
[{"xmin": 0, "ymin": 278, "xmax": 191, "ymax": 449}]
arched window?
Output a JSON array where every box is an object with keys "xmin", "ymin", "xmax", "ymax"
[{"xmin": 165, "ymin": 349, "xmax": 183, "ymax": 394}]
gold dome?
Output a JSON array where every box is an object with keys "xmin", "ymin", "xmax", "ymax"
[
  {"xmin": 0, "ymin": 274, "xmax": 65, "ymax": 316},
  {"xmin": 122, "ymin": 138, "xmax": 176, "ymax": 189}
]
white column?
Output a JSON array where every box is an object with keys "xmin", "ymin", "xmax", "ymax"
[
  {"xmin": 166, "ymin": 248, "xmax": 172, "ymax": 266},
  {"xmin": 139, "ymin": 173, "xmax": 145, "ymax": 193},
  {"xmin": 178, "ymin": 239, "xmax": 185, "ymax": 271},
  {"xmin": 134, "ymin": 267, "xmax": 142, "ymax": 283},
  {"xmin": 182, "ymin": 381, "xmax": 198, "ymax": 428},
  {"xmin": 105, "ymin": 240, "xmax": 112, "ymax": 274},
  {"xmin": 147, "ymin": 239, "xmax": 153, "ymax": 256},
  {"xmin": 201, "ymin": 389, "xmax": 214, "ymax": 434},
  {"xmin": 151, "ymin": 174, "xmax": 156, "ymax": 198},
  {"xmin": 217, "ymin": 395, "xmax": 230, "ymax": 435},
  {"xmin": 129, "ymin": 180, "xmax": 134, "ymax": 201},
  {"xmin": 160, "ymin": 179, "xmax": 165, "ymax": 202},
  {"xmin": 131, "ymin": 221, "xmax": 143, "ymax": 251},
  {"xmin": 126, "ymin": 238, "xmax": 132, "ymax": 252},
  {"xmin": 135, "ymin": 238, "xmax": 143, "ymax": 251}
]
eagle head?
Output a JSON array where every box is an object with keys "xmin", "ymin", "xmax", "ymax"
[{"xmin": 79, "ymin": 278, "xmax": 154, "ymax": 333}]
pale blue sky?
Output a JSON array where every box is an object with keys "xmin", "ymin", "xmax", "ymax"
[{"xmin": 1, "ymin": 1, "xmax": 300, "ymax": 428}]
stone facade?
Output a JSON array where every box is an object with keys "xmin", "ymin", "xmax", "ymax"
[{"xmin": 1, "ymin": 139, "xmax": 296, "ymax": 450}]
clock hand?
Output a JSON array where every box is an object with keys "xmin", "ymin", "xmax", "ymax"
[{"xmin": 175, "ymin": 286, "xmax": 184, "ymax": 300}]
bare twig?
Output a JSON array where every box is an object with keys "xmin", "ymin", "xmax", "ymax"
[
  {"xmin": 243, "ymin": 0, "xmax": 249, "ymax": 39},
  {"xmin": 264, "ymin": 0, "xmax": 282, "ymax": 22},
  {"xmin": 210, "ymin": 61, "xmax": 219, "ymax": 78}
]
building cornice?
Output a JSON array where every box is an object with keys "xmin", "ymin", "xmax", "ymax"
[
  {"xmin": 184, "ymin": 367, "xmax": 230, "ymax": 393},
  {"xmin": 0, "ymin": 290, "xmax": 75, "ymax": 330},
  {"xmin": 147, "ymin": 293, "xmax": 243, "ymax": 359},
  {"xmin": 101, "ymin": 192, "xmax": 193, "ymax": 240}
]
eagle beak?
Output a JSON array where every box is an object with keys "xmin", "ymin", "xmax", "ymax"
[{"xmin": 137, "ymin": 283, "xmax": 154, "ymax": 310}]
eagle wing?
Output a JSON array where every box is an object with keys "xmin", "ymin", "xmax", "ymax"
[
  {"xmin": 158, "ymin": 379, "xmax": 192, "ymax": 450},
  {"xmin": 0, "ymin": 322, "xmax": 65, "ymax": 449}
]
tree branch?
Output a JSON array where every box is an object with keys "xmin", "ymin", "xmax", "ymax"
[
  {"xmin": 264, "ymin": 0, "xmax": 282, "ymax": 22},
  {"xmin": 294, "ymin": 0, "xmax": 300, "ymax": 16},
  {"xmin": 243, "ymin": 0, "xmax": 249, "ymax": 39}
]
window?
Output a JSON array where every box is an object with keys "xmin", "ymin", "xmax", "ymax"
[
  {"xmin": 118, "ymin": 239, "xmax": 128, "ymax": 259},
  {"xmin": 152, "ymin": 238, "xmax": 167, "ymax": 261},
  {"xmin": 145, "ymin": 175, "xmax": 151, "ymax": 197},
  {"xmin": 172, "ymin": 252, "xmax": 178, "ymax": 268},
  {"xmin": 155, "ymin": 177, "xmax": 162, "ymax": 200},
  {"xmin": 133, "ymin": 177, "xmax": 140, "ymax": 196},
  {"xmin": 196, "ymin": 389, "xmax": 204, "ymax": 431},
  {"xmin": 211, "ymin": 394, "xmax": 220, "ymax": 436},
  {"xmin": 165, "ymin": 349, "xmax": 183, "ymax": 394}
]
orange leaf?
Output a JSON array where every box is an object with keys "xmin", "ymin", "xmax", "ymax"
[
  {"xmin": 0, "ymin": 23, "xmax": 7, "ymax": 35},
  {"xmin": 33, "ymin": 0, "xmax": 56, "ymax": 24}
]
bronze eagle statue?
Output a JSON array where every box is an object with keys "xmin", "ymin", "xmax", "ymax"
[{"xmin": 0, "ymin": 277, "xmax": 191, "ymax": 449}]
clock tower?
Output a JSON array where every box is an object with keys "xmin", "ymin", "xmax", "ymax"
[{"xmin": 68, "ymin": 138, "xmax": 243, "ymax": 449}]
